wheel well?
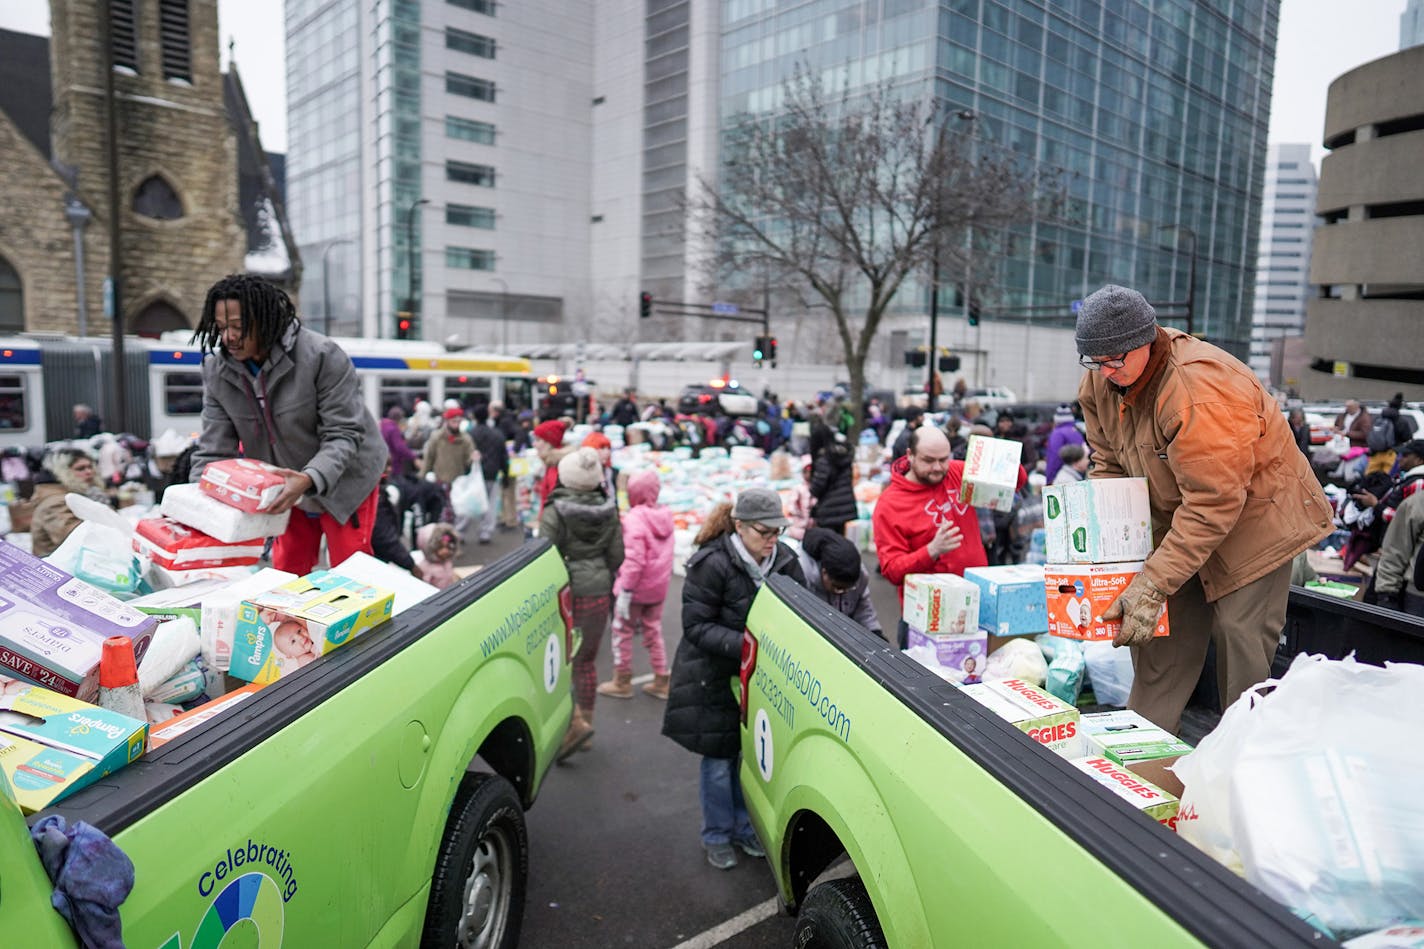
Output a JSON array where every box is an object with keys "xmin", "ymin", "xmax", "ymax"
[
  {"xmin": 785, "ymin": 809, "xmax": 849, "ymax": 909},
  {"xmin": 475, "ymin": 716, "xmax": 535, "ymax": 808}
]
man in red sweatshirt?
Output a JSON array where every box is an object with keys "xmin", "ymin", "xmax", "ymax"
[{"xmin": 873, "ymin": 427, "xmax": 1026, "ymax": 646}]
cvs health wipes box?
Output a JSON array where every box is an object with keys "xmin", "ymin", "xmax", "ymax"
[
  {"xmin": 199, "ymin": 458, "xmax": 288, "ymax": 513},
  {"xmin": 229, "ymin": 574, "xmax": 394, "ymax": 684},
  {"xmin": 0, "ymin": 686, "xmax": 147, "ymax": 811},
  {"xmin": 959, "ymin": 435, "xmax": 1022, "ymax": 512},
  {"xmin": 960, "ymin": 678, "xmax": 1080, "ymax": 757},
  {"xmin": 1060, "ymin": 478, "xmax": 1153, "ymax": 563},
  {"xmin": 903, "ymin": 573, "xmax": 979, "ymax": 634},
  {"xmin": 149, "ymin": 683, "xmax": 264, "ymax": 749},
  {"xmin": 1044, "ymin": 562, "xmax": 1169, "ymax": 642},
  {"xmin": 1070, "ymin": 755, "xmax": 1180, "ymax": 829},
  {"xmin": 963, "ymin": 564, "xmax": 1047, "ymax": 636}
]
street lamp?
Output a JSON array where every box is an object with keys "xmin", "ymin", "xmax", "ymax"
[
  {"xmin": 925, "ymin": 108, "xmax": 981, "ymax": 403},
  {"xmin": 321, "ymin": 238, "xmax": 356, "ymax": 337},
  {"xmin": 404, "ymin": 197, "xmax": 430, "ymax": 337},
  {"xmin": 1157, "ymin": 224, "xmax": 1197, "ymax": 336}
]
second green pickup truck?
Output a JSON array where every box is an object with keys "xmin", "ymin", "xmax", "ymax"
[{"xmin": 1, "ymin": 540, "xmax": 575, "ymax": 949}]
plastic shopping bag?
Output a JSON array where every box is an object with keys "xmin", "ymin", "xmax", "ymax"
[
  {"xmin": 449, "ymin": 472, "xmax": 488, "ymax": 520},
  {"xmin": 984, "ymin": 637, "xmax": 1048, "ymax": 687},
  {"xmin": 1082, "ymin": 640, "xmax": 1134, "ymax": 707}
]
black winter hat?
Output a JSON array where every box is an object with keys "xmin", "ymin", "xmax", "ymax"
[{"xmin": 1075, "ymin": 285, "xmax": 1158, "ymax": 356}]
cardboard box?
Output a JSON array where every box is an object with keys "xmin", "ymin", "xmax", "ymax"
[
  {"xmin": 229, "ymin": 575, "xmax": 394, "ymax": 684},
  {"xmin": 960, "ymin": 678, "xmax": 1081, "ymax": 757},
  {"xmin": 1070, "ymin": 755, "xmax": 1180, "ymax": 829},
  {"xmin": 161, "ymin": 482, "xmax": 290, "ymax": 543},
  {"xmin": 0, "ymin": 544, "xmax": 158, "ymax": 700},
  {"xmin": 199, "ymin": 458, "xmax": 288, "ymax": 513},
  {"xmin": 1044, "ymin": 562, "xmax": 1169, "ymax": 642},
  {"xmin": 0, "ymin": 686, "xmax": 147, "ymax": 812},
  {"xmin": 963, "ymin": 564, "xmax": 1047, "ymax": 636},
  {"xmin": 133, "ymin": 516, "xmax": 265, "ymax": 570},
  {"xmin": 199, "ymin": 568, "xmax": 298, "ymax": 672},
  {"xmin": 1060, "ymin": 478, "xmax": 1153, "ymax": 563},
  {"xmin": 1343, "ymin": 924, "xmax": 1424, "ymax": 949},
  {"xmin": 905, "ymin": 627, "xmax": 988, "ymax": 682},
  {"xmin": 959, "ymin": 435, "xmax": 1023, "ymax": 512},
  {"xmin": 1042, "ymin": 484, "xmax": 1070, "ymax": 563},
  {"xmin": 149, "ymin": 683, "xmax": 264, "ymax": 749},
  {"xmin": 1081, "ymin": 710, "xmax": 1192, "ymax": 798},
  {"xmin": 903, "ymin": 573, "xmax": 980, "ymax": 635}
]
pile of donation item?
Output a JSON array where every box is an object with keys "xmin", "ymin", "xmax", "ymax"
[{"xmin": 0, "ymin": 459, "xmax": 439, "ymax": 810}]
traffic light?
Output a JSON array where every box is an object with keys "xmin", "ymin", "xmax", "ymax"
[
  {"xmin": 639, "ymin": 291, "xmax": 653, "ymax": 319},
  {"xmin": 905, "ymin": 349, "xmax": 926, "ymax": 368},
  {"xmin": 939, "ymin": 354, "xmax": 961, "ymax": 372},
  {"xmin": 766, "ymin": 337, "xmax": 777, "ymax": 363},
  {"xmin": 967, "ymin": 299, "xmax": 981, "ymax": 328},
  {"xmin": 752, "ymin": 335, "xmax": 768, "ymax": 365},
  {"xmin": 396, "ymin": 311, "xmax": 413, "ymax": 340}
]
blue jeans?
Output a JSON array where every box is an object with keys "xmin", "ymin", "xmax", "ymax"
[{"xmin": 699, "ymin": 755, "xmax": 752, "ymax": 847}]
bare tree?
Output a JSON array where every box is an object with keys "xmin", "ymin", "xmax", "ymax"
[{"xmin": 690, "ymin": 68, "xmax": 1062, "ymax": 431}]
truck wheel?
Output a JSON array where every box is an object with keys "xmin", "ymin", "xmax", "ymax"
[
  {"xmin": 421, "ymin": 772, "xmax": 527, "ymax": 949},
  {"xmin": 793, "ymin": 878, "xmax": 887, "ymax": 949}
]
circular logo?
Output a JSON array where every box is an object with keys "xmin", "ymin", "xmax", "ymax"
[
  {"xmin": 192, "ymin": 871, "xmax": 285, "ymax": 949},
  {"xmin": 543, "ymin": 634, "xmax": 561, "ymax": 693},
  {"xmin": 753, "ymin": 708, "xmax": 774, "ymax": 782},
  {"xmin": 1073, "ymin": 580, "xmax": 1085, "ymax": 597}
]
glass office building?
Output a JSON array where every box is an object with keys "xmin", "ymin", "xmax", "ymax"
[{"xmin": 720, "ymin": 0, "xmax": 1280, "ymax": 359}]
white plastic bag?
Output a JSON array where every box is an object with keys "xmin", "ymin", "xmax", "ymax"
[
  {"xmin": 984, "ymin": 637, "xmax": 1048, "ymax": 687},
  {"xmin": 449, "ymin": 472, "xmax": 488, "ymax": 520},
  {"xmin": 1082, "ymin": 640, "xmax": 1134, "ymax": 707}
]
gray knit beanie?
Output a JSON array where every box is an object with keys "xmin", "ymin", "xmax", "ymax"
[{"xmin": 1074, "ymin": 285, "xmax": 1158, "ymax": 356}]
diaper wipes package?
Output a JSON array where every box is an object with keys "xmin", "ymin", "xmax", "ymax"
[
  {"xmin": 1059, "ymin": 478, "xmax": 1153, "ymax": 563},
  {"xmin": 905, "ymin": 627, "xmax": 987, "ymax": 683},
  {"xmin": 960, "ymin": 677, "xmax": 1081, "ymax": 757},
  {"xmin": 903, "ymin": 573, "xmax": 980, "ymax": 635},
  {"xmin": 229, "ymin": 574, "xmax": 394, "ymax": 684},
  {"xmin": 1044, "ymin": 562, "xmax": 1169, "ymax": 642},
  {"xmin": 161, "ymin": 482, "xmax": 291, "ymax": 543},
  {"xmin": 0, "ymin": 686, "xmax": 147, "ymax": 811},
  {"xmin": 1070, "ymin": 755, "xmax": 1180, "ymax": 829},
  {"xmin": 133, "ymin": 517, "xmax": 265, "ymax": 570},
  {"xmin": 199, "ymin": 458, "xmax": 288, "ymax": 513},
  {"xmin": 963, "ymin": 564, "xmax": 1048, "ymax": 637},
  {"xmin": 959, "ymin": 435, "xmax": 1023, "ymax": 512},
  {"xmin": 200, "ymin": 568, "xmax": 298, "ymax": 671}
]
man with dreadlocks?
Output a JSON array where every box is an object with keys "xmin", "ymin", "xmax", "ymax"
[{"xmin": 190, "ymin": 274, "xmax": 390, "ymax": 574}]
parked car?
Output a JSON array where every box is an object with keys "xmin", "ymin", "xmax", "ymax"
[
  {"xmin": 963, "ymin": 386, "xmax": 1017, "ymax": 409},
  {"xmin": 677, "ymin": 380, "xmax": 760, "ymax": 417}
]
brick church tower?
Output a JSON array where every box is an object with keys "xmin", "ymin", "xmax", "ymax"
[{"xmin": 48, "ymin": 0, "xmax": 245, "ymax": 333}]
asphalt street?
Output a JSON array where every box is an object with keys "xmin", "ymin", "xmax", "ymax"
[{"xmin": 459, "ymin": 523, "xmax": 905, "ymax": 949}]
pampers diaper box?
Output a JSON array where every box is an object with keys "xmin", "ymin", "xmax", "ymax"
[
  {"xmin": 959, "ymin": 435, "xmax": 1022, "ymax": 513},
  {"xmin": 199, "ymin": 458, "xmax": 288, "ymax": 513},
  {"xmin": 198, "ymin": 568, "xmax": 298, "ymax": 672},
  {"xmin": 960, "ymin": 678, "xmax": 1081, "ymax": 757},
  {"xmin": 1047, "ymin": 478, "xmax": 1153, "ymax": 564},
  {"xmin": 1044, "ymin": 562, "xmax": 1169, "ymax": 643},
  {"xmin": 0, "ymin": 686, "xmax": 147, "ymax": 812},
  {"xmin": 229, "ymin": 573, "xmax": 394, "ymax": 685},
  {"xmin": 0, "ymin": 544, "xmax": 158, "ymax": 701},
  {"xmin": 963, "ymin": 564, "xmax": 1048, "ymax": 637},
  {"xmin": 1069, "ymin": 755, "xmax": 1180, "ymax": 829},
  {"xmin": 903, "ymin": 573, "xmax": 980, "ymax": 635}
]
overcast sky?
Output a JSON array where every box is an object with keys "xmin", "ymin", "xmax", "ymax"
[{"xmin": 0, "ymin": 0, "xmax": 1407, "ymax": 161}]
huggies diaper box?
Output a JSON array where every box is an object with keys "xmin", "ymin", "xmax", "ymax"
[
  {"xmin": 0, "ymin": 686, "xmax": 147, "ymax": 812},
  {"xmin": 959, "ymin": 678, "xmax": 1081, "ymax": 757},
  {"xmin": 133, "ymin": 516, "xmax": 266, "ymax": 570},
  {"xmin": 903, "ymin": 573, "xmax": 980, "ymax": 634},
  {"xmin": 959, "ymin": 435, "xmax": 1023, "ymax": 513},
  {"xmin": 0, "ymin": 544, "xmax": 158, "ymax": 700},
  {"xmin": 229, "ymin": 573, "xmax": 394, "ymax": 685},
  {"xmin": 161, "ymin": 482, "xmax": 290, "ymax": 543},
  {"xmin": 1080, "ymin": 710, "xmax": 1192, "ymax": 798},
  {"xmin": 1043, "ymin": 478, "xmax": 1153, "ymax": 564},
  {"xmin": 963, "ymin": 564, "xmax": 1048, "ymax": 636},
  {"xmin": 905, "ymin": 627, "xmax": 987, "ymax": 683},
  {"xmin": 199, "ymin": 458, "xmax": 288, "ymax": 513},
  {"xmin": 1044, "ymin": 562, "xmax": 1169, "ymax": 642},
  {"xmin": 1069, "ymin": 755, "xmax": 1180, "ymax": 829}
]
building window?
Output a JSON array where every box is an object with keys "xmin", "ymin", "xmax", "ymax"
[
  {"xmin": 133, "ymin": 175, "xmax": 184, "ymax": 220},
  {"xmin": 446, "ymin": 116, "xmax": 496, "ymax": 143},
  {"xmin": 447, "ymin": 247, "xmax": 496, "ymax": 270},
  {"xmin": 446, "ymin": 204, "xmax": 496, "ymax": 228},
  {"xmin": 446, "ymin": 161, "xmax": 496, "ymax": 186},
  {"xmin": 446, "ymin": 27, "xmax": 496, "ymax": 58},
  {"xmin": 159, "ymin": 0, "xmax": 192, "ymax": 81},
  {"xmin": 0, "ymin": 255, "xmax": 23, "ymax": 333},
  {"xmin": 447, "ymin": 72, "xmax": 497, "ymax": 101},
  {"xmin": 448, "ymin": 0, "xmax": 496, "ymax": 14},
  {"xmin": 110, "ymin": 0, "xmax": 138, "ymax": 71}
]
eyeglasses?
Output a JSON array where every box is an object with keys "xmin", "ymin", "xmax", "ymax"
[
  {"xmin": 743, "ymin": 522, "xmax": 785, "ymax": 539},
  {"xmin": 1078, "ymin": 353, "xmax": 1128, "ymax": 370}
]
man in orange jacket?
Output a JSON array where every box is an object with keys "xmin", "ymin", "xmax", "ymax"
[{"xmin": 1075, "ymin": 285, "xmax": 1333, "ymax": 734}]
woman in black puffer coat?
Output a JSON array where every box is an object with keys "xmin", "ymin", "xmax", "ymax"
[
  {"xmin": 807, "ymin": 422, "xmax": 857, "ymax": 535},
  {"xmin": 662, "ymin": 488, "xmax": 805, "ymax": 870}
]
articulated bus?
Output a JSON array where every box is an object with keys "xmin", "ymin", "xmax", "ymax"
[{"xmin": 0, "ymin": 334, "xmax": 534, "ymax": 451}]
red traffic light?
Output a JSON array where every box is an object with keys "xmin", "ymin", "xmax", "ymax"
[{"xmin": 639, "ymin": 291, "xmax": 653, "ymax": 319}]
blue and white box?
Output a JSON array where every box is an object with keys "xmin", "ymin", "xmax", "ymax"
[{"xmin": 963, "ymin": 563, "xmax": 1048, "ymax": 637}]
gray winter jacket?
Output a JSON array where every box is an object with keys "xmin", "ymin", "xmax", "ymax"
[
  {"xmin": 191, "ymin": 324, "xmax": 388, "ymax": 525},
  {"xmin": 538, "ymin": 485, "xmax": 624, "ymax": 598}
]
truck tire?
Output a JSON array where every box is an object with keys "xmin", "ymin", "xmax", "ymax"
[
  {"xmin": 793, "ymin": 878, "xmax": 887, "ymax": 949},
  {"xmin": 421, "ymin": 772, "xmax": 528, "ymax": 949}
]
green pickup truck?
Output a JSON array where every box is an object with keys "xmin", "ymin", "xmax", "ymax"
[
  {"xmin": 1, "ymin": 540, "xmax": 574, "ymax": 949},
  {"xmin": 738, "ymin": 578, "xmax": 1424, "ymax": 948}
]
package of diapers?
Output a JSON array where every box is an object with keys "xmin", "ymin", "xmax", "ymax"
[{"xmin": 161, "ymin": 482, "xmax": 290, "ymax": 543}]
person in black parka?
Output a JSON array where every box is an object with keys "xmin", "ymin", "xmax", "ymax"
[
  {"xmin": 662, "ymin": 488, "xmax": 805, "ymax": 870},
  {"xmin": 807, "ymin": 422, "xmax": 857, "ymax": 536}
]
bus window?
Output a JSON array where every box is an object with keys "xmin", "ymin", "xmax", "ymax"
[
  {"xmin": 502, "ymin": 376, "xmax": 533, "ymax": 413},
  {"xmin": 164, "ymin": 372, "xmax": 205, "ymax": 416},
  {"xmin": 446, "ymin": 375, "xmax": 492, "ymax": 409},
  {"xmin": 0, "ymin": 375, "xmax": 26, "ymax": 430},
  {"xmin": 381, "ymin": 378, "xmax": 429, "ymax": 415}
]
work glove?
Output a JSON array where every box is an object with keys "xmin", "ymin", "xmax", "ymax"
[
  {"xmin": 615, "ymin": 592, "xmax": 633, "ymax": 621},
  {"xmin": 1101, "ymin": 573, "xmax": 1167, "ymax": 648}
]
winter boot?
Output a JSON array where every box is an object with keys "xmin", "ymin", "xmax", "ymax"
[
  {"xmin": 555, "ymin": 709, "xmax": 594, "ymax": 763},
  {"xmin": 642, "ymin": 673, "xmax": 671, "ymax": 700},
  {"xmin": 597, "ymin": 669, "xmax": 634, "ymax": 699}
]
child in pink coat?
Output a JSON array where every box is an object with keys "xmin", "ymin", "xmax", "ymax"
[{"xmin": 598, "ymin": 469, "xmax": 675, "ymax": 699}]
